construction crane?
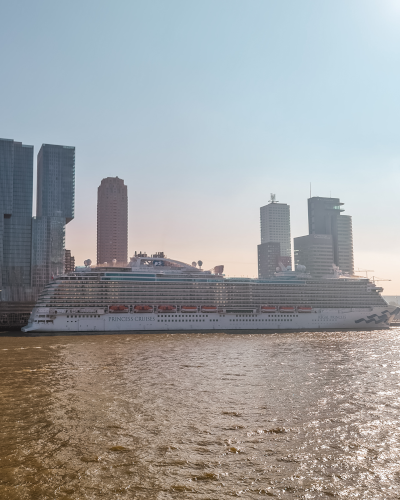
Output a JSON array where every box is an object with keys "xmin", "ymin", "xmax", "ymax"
[
  {"xmin": 371, "ymin": 277, "xmax": 391, "ymax": 284},
  {"xmin": 355, "ymin": 269, "xmax": 374, "ymax": 278}
]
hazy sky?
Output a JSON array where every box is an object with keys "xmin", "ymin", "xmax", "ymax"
[{"xmin": 2, "ymin": 0, "xmax": 400, "ymax": 292}]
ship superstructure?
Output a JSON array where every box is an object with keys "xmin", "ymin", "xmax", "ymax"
[{"xmin": 22, "ymin": 255, "xmax": 399, "ymax": 333}]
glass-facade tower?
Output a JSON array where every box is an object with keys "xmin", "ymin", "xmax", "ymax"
[
  {"xmin": 308, "ymin": 197, "xmax": 354, "ymax": 275},
  {"xmin": 36, "ymin": 144, "xmax": 75, "ymax": 221},
  {"xmin": 32, "ymin": 144, "xmax": 75, "ymax": 286},
  {"xmin": 0, "ymin": 138, "xmax": 34, "ymax": 289}
]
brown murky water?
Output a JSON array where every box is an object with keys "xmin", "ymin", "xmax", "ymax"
[{"xmin": 1, "ymin": 330, "xmax": 400, "ymax": 499}]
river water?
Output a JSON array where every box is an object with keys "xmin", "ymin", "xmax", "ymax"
[{"xmin": 1, "ymin": 329, "xmax": 400, "ymax": 499}]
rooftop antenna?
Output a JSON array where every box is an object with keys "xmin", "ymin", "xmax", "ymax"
[{"xmin": 269, "ymin": 193, "xmax": 278, "ymax": 203}]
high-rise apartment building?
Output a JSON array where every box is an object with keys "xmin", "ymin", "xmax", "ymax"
[
  {"xmin": 260, "ymin": 197, "xmax": 291, "ymax": 259},
  {"xmin": 0, "ymin": 138, "xmax": 34, "ymax": 289},
  {"xmin": 32, "ymin": 144, "xmax": 75, "ymax": 286},
  {"xmin": 308, "ymin": 197, "xmax": 354, "ymax": 275},
  {"xmin": 97, "ymin": 177, "xmax": 128, "ymax": 265},
  {"xmin": 336, "ymin": 215, "xmax": 354, "ymax": 274}
]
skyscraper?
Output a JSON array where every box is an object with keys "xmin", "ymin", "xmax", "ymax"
[
  {"xmin": 260, "ymin": 196, "xmax": 291, "ymax": 260},
  {"xmin": 32, "ymin": 144, "xmax": 75, "ymax": 286},
  {"xmin": 308, "ymin": 197, "xmax": 354, "ymax": 274},
  {"xmin": 336, "ymin": 215, "xmax": 354, "ymax": 274},
  {"xmin": 36, "ymin": 144, "xmax": 75, "ymax": 221},
  {"xmin": 258, "ymin": 195, "xmax": 291, "ymax": 278},
  {"xmin": 97, "ymin": 177, "xmax": 128, "ymax": 265},
  {"xmin": 0, "ymin": 138, "xmax": 34, "ymax": 289}
]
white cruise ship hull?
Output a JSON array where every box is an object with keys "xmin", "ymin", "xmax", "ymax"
[{"xmin": 22, "ymin": 306, "xmax": 399, "ymax": 333}]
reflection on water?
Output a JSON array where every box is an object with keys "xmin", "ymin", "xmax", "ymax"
[{"xmin": 1, "ymin": 330, "xmax": 400, "ymax": 498}]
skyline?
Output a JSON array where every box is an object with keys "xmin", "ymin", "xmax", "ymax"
[{"xmin": 2, "ymin": 0, "xmax": 400, "ymax": 292}]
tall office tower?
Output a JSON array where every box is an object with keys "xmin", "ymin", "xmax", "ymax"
[
  {"xmin": 36, "ymin": 144, "xmax": 75, "ymax": 221},
  {"xmin": 0, "ymin": 138, "xmax": 34, "ymax": 291},
  {"xmin": 258, "ymin": 195, "xmax": 291, "ymax": 278},
  {"xmin": 32, "ymin": 144, "xmax": 75, "ymax": 286},
  {"xmin": 260, "ymin": 196, "xmax": 291, "ymax": 260},
  {"xmin": 294, "ymin": 234, "xmax": 334, "ymax": 278},
  {"xmin": 308, "ymin": 197, "xmax": 354, "ymax": 274},
  {"xmin": 97, "ymin": 177, "xmax": 128, "ymax": 265}
]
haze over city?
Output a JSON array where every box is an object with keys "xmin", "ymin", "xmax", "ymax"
[{"xmin": 2, "ymin": 0, "xmax": 400, "ymax": 292}]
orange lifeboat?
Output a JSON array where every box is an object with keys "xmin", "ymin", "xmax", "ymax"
[
  {"xmin": 181, "ymin": 306, "xmax": 198, "ymax": 313},
  {"xmin": 201, "ymin": 305, "xmax": 218, "ymax": 313},
  {"xmin": 109, "ymin": 305, "xmax": 129, "ymax": 313},
  {"xmin": 158, "ymin": 305, "xmax": 177, "ymax": 313},
  {"xmin": 297, "ymin": 306, "xmax": 312, "ymax": 313},
  {"xmin": 261, "ymin": 305, "xmax": 277, "ymax": 313},
  {"xmin": 279, "ymin": 306, "xmax": 295, "ymax": 313},
  {"xmin": 134, "ymin": 305, "xmax": 153, "ymax": 313}
]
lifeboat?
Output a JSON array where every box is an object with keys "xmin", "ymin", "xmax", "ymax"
[
  {"xmin": 279, "ymin": 306, "xmax": 295, "ymax": 313},
  {"xmin": 158, "ymin": 305, "xmax": 177, "ymax": 313},
  {"xmin": 201, "ymin": 306, "xmax": 218, "ymax": 313},
  {"xmin": 109, "ymin": 305, "xmax": 129, "ymax": 313},
  {"xmin": 261, "ymin": 305, "xmax": 277, "ymax": 313},
  {"xmin": 133, "ymin": 305, "xmax": 153, "ymax": 313},
  {"xmin": 181, "ymin": 306, "xmax": 198, "ymax": 313},
  {"xmin": 297, "ymin": 306, "xmax": 312, "ymax": 313}
]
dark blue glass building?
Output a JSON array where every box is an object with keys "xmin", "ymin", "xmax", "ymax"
[
  {"xmin": 36, "ymin": 144, "xmax": 75, "ymax": 221},
  {"xmin": 0, "ymin": 138, "xmax": 34, "ymax": 288},
  {"xmin": 32, "ymin": 144, "xmax": 75, "ymax": 286}
]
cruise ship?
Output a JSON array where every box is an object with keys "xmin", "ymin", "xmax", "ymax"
[{"xmin": 22, "ymin": 254, "xmax": 399, "ymax": 333}]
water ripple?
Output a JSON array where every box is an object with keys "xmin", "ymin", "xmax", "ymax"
[{"xmin": 1, "ymin": 329, "xmax": 400, "ymax": 498}]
